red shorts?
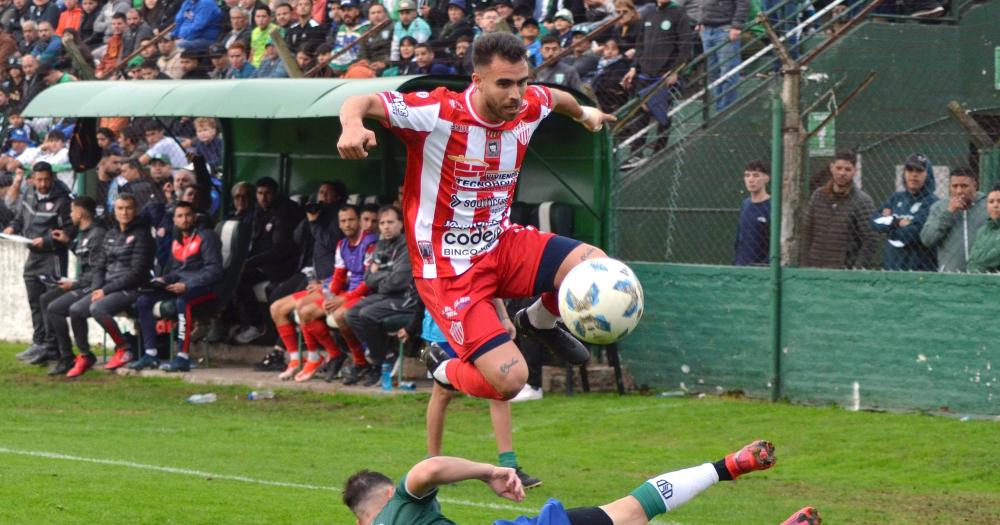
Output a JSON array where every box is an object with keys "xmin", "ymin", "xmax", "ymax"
[{"xmin": 416, "ymin": 225, "xmax": 571, "ymax": 362}]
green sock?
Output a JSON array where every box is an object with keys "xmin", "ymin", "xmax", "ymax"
[
  {"xmin": 629, "ymin": 483, "xmax": 667, "ymax": 521},
  {"xmin": 498, "ymin": 451, "xmax": 518, "ymax": 469}
]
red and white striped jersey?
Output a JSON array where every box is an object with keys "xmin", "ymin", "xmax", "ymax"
[{"xmin": 378, "ymin": 84, "xmax": 554, "ymax": 279}]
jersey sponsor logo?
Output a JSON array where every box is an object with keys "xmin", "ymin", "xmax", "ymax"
[
  {"xmin": 441, "ymin": 225, "xmax": 501, "ymax": 257},
  {"xmin": 453, "ymin": 296, "xmax": 470, "ymax": 312},
  {"xmin": 452, "ymin": 171, "xmax": 518, "ymax": 191},
  {"xmin": 442, "ymin": 306, "xmax": 458, "ymax": 319},
  {"xmin": 417, "ymin": 240, "xmax": 435, "ymax": 265},
  {"xmin": 389, "ymin": 94, "xmax": 409, "ymax": 118},
  {"xmin": 442, "ymin": 217, "xmax": 505, "ymax": 229},
  {"xmin": 449, "ymin": 194, "xmax": 508, "ymax": 209},
  {"xmin": 451, "ymin": 123, "xmax": 469, "ymax": 133},
  {"xmin": 449, "ymin": 320, "xmax": 465, "ymax": 345}
]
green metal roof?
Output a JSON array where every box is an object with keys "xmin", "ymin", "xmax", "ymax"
[{"xmin": 23, "ymin": 76, "xmax": 471, "ymax": 118}]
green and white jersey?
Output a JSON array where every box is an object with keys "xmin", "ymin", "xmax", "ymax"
[{"xmin": 372, "ymin": 476, "xmax": 457, "ymax": 525}]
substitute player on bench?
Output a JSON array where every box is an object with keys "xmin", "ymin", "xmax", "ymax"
[{"xmin": 337, "ymin": 32, "xmax": 617, "ymax": 401}]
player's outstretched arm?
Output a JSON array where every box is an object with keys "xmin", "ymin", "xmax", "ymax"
[
  {"xmin": 549, "ymin": 88, "xmax": 617, "ymax": 132},
  {"xmin": 405, "ymin": 456, "xmax": 525, "ymax": 502},
  {"xmin": 338, "ymin": 94, "xmax": 388, "ymax": 159}
]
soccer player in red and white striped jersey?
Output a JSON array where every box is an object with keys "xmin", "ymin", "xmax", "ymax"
[{"xmin": 338, "ymin": 32, "xmax": 615, "ymax": 401}]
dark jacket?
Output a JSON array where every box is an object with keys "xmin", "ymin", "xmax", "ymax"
[
  {"xmin": 70, "ymin": 222, "xmax": 107, "ymax": 291},
  {"xmin": 919, "ymin": 191, "xmax": 988, "ymax": 272},
  {"xmin": 246, "ymin": 199, "xmax": 301, "ymax": 279},
  {"xmin": 802, "ymin": 182, "xmax": 879, "ymax": 269},
  {"xmin": 432, "ymin": 19, "xmax": 473, "ymax": 50},
  {"xmin": 297, "ymin": 204, "xmax": 343, "ymax": 280},
  {"xmin": 633, "ymin": 2, "xmax": 693, "ymax": 77},
  {"xmin": 968, "ymin": 218, "xmax": 1000, "ymax": 273},
  {"xmin": 869, "ymin": 183, "xmax": 938, "ymax": 271},
  {"xmin": 27, "ymin": 1, "xmax": 60, "ymax": 27},
  {"xmin": 364, "ymin": 233, "xmax": 413, "ymax": 297},
  {"xmin": 698, "ymin": 0, "xmax": 750, "ymax": 28},
  {"xmin": 284, "ymin": 19, "xmax": 325, "ymax": 52},
  {"xmin": 122, "ymin": 22, "xmax": 155, "ymax": 56},
  {"xmin": 92, "ymin": 218, "xmax": 155, "ymax": 293},
  {"xmin": 217, "ymin": 25, "xmax": 250, "ymax": 48},
  {"xmin": 357, "ymin": 25, "xmax": 393, "ymax": 64},
  {"xmin": 162, "ymin": 225, "xmax": 224, "ymax": 290},
  {"xmin": 9, "ymin": 180, "xmax": 72, "ymax": 254},
  {"xmin": 120, "ymin": 177, "xmax": 164, "ymax": 217}
]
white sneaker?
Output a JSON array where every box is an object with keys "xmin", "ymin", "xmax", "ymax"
[
  {"xmin": 911, "ymin": 5, "xmax": 944, "ymax": 16},
  {"xmin": 234, "ymin": 325, "xmax": 265, "ymax": 344},
  {"xmin": 510, "ymin": 385, "xmax": 543, "ymax": 403}
]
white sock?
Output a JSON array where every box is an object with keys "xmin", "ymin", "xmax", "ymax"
[
  {"xmin": 647, "ymin": 463, "xmax": 719, "ymax": 512},
  {"xmin": 145, "ymin": 349, "xmax": 157, "ymax": 357},
  {"xmin": 526, "ymin": 299, "xmax": 558, "ymax": 329},
  {"xmin": 177, "ymin": 352, "xmax": 189, "ymax": 360},
  {"xmin": 288, "ymin": 351, "xmax": 301, "ymax": 362},
  {"xmin": 306, "ymin": 350, "xmax": 321, "ymax": 363},
  {"xmin": 432, "ymin": 359, "xmax": 452, "ymax": 384}
]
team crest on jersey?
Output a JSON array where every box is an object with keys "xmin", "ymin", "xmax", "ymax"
[
  {"xmin": 513, "ymin": 121, "xmax": 530, "ymax": 145},
  {"xmin": 417, "ymin": 240, "xmax": 435, "ymax": 265},
  {"xmin": 449, "ymin": 321, "xmax": 465, "ymax": 345},
  {"xmin": 449, "ymin": 99, "xmax": 465, "ymax": 111}
]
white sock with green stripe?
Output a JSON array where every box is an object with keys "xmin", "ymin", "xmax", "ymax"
[{"xmin": 629, "ymin": 463, "xmax": 719, "ymax": 518}]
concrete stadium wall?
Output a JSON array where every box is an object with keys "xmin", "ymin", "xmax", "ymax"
[{"xmin": 621, "ymin": 263, "xmax": 1000, "ymax": 415}]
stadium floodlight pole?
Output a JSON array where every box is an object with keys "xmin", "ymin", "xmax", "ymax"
[
  {"xmin": 306, "ymin": 19, "xmax": 392, "ymax": 77},
  {"xmin": 534, "ymin": 14, "xmax": 623, "ymax": 73},
  {"xmin": 269, "ymin": 28, "xmax": 304, "ymax": 78},
  {"xmin": 769, "ymin": 87, "xmax": 783, "ymax": 403}
]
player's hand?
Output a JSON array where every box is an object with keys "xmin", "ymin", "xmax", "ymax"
[
  {"xmin": 396, "ymin": 327, "xmax": 409, "ymax": 342},
  {"xmin": 30, "ymin": 237, "xmax": 44, "ymax": 248},
  {"xmin": 323, "ymin": 295, "xmax": 345, "ymax": 312},
  {"xmin": 91, "ymin": 289, "xmax": 105, "ymax": 302},
  {"xmin": 305, "ymin": 281, "xmax": 322, "ymax": 292},
  {"xmin": 51, "ymin": 229, "xmax": 69, "ymax": 243},
  {"xmin": 486, "ymin": 466, "xmax": 524, "ymax": 503},
  {"xmin": 500, "ymin": 318, "xmax": 516, "ymax": 340},
  {"xmin": 57, "ymin": 279, "xmax": 74, "ymax": 291},
  {"xmin": 166, "ymin": 282, "xmax": 186, "ymax": 294},
  {"xmin": 2, "ymin": 226, "xmax": 13, "ymax": 235},
  {"xmin": 337, "ymin": 125, "xmax": 378, "ymax": 160},
  {"xmin": 899, "ymin": 218, "xmax": 911, "ymax": 227},
  {"xmin": 729, "ymin": 27, "xmax": 742, "ymax": 42},
  {"xmin": 620, "ymin": 67, "xmax": 635, "ymax": 90},
  {"xmin": 576, "ymin": 106, "xmax": 617, "ymax": 132}
]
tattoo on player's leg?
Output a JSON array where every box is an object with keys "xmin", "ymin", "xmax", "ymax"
[
  {"xmin": 580, "ymin": 247, "xmax": 597, "ymax": 261},
  {"xmin": 499, "ymin": 358, "xmax": 519, "ymax": 376}
]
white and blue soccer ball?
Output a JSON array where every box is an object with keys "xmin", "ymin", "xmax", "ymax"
[{"xmin": 558, "ymin": 257, "xmax": 644, "ymax": 345}]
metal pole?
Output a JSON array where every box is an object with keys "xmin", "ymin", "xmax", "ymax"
[{"xmin": 769, "ymin": 88, "xmax": 783, "ymax": 402}]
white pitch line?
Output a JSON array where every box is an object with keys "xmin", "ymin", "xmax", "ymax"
[{"xmin": 0, "ymin": 447, "xmax": 688, "ymax": 523}]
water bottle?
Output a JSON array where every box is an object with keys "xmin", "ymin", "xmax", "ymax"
[
  {"xmin": 186, "ymin": 393, "xmax": 217, "ymax": 404},
  {"xmin": 381, "ymin": 362, "xmax": 393, "ymax": 390},
  {"xmin": 247, "ymin": 390, "xmax": 275, "ymax": 400}
]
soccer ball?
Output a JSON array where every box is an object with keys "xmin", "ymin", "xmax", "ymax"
[{"xmin": 558, "ymin": 257, "xmax": 644, "ymax": 345}]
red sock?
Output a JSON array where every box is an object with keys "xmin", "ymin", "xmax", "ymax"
[
  {"xmin": 277, "ymin": 324, "xmax": 299, "ymax": 353},
  {"xmin": 444, "ymin": 360, "xmax": 506, "ymax": 400},
  {"xmin": 302, "ymin": 324, "xmax": 318, "ymax": 351},
  {"xmin": 541, "ymin": 291, "xmax": 560, "ymax": 317},
  {"xmin": 304, "ymin": 320, "xmax": 342, "ymax": 358},
  {"xmin": 345, "ymin": 334, "xmax": 366, "ymax": 366}
]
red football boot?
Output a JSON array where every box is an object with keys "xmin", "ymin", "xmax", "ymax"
[
  {"xmin": 66, "ymin": 354, "xmax": 96, "ymax": 378},
  {"xmin": 103, "ymin": 349, "xmax": 133, "ymax": 370},
  {"xmin": 780, "ymin": 506, "xmax": 821, "ymax": 525},
  {"xmin": 724, "ymin": 440, "xmax": 776, "ymax": 479}
]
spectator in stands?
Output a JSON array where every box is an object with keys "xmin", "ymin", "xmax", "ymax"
[
  {"xmin": 5, "ymin": 162, "xmax": 71, "ymax": 365},
  {"xmin": 94, "ymin": 0, "xmax": 130, "ymax": 44},
  {"xmin": 123, "ymin": 9, "xmax": 154, "ymax": 56},
  {"xmin": 76, "ymin": 193, "xmax": 156, "ymax": 371},
  {"xmin": 140, "ymin": 121, "xmax": 187, "ymax": 168},
  {"xmin": 28, "ymin": 0, "xmax": 59, "ymax": 28},
  {"xmin": 452, "ymin": 34, "xmax": 472, "ymax": 74},
  {"xmin": 967, "ymin": 185, "xmax": 1000, "ymax": 273},
  {"xmin": 95, "ymin": 15, "xmax": 125, "ymax": 78},
  {"xmin": 219, "ymin": 6, "xmax": 251, "ymax": 49},
  {"xmin": 131, "ymin": 200, "xmax": 224, "ymax": 372},
  {"xmin": 207, "ymin": 42, "xmax": 229, "ymax": 78},
  {"xmin": 19, "ymin": 19, "xmax": 38, "ymax": 56},
  {"xmin": 233, "ymin": 176, "xmax": 301, "ymax": 344},
  {"xmin": 534, "ymin": 35, "xmax": 583, "ymax": 91},
  {"xmin": 262, "ymin": 181, "xmax": 346, "ymax": 373},
  {"xmin": 119, "ymin": 158, "xmax": 164, "ymax": 213},
  {"xmin": 566, "ymin": 29, "xmax": 599, "ymax": 80},
  {"xmin": 172, "ymin": 0, "xmax": 222, "ymax": 52},
  {"xmin": 0, "ymin": 128, "xmax": 32, "ymax": 171},
  {"xmin": 188, "ymin": 117, "xmax": 222, "ymax": 171},
  {"xmin": 293, "ymin": 204, "xmax": 377, "ymax": 383},
  {"xmin": 140, "ymin": 0, "xmax": 171, "ymax": 31},
  {"xmin": 356, "ymin": 2, "xmax": 392, "ymax": 75},
  {"xmin": 273, "ymin": 2, "xmax": 293, "ymax": 33},
  {"xmin": 611, "ymin": 0, "xmax": 640, "ymax": 55},
  {"xmin": 225, "ymin": 41, "xmax": 256, "ymax": 77},
  {"xmin": 79, "ymin": 0, "xmax": 102, "ymax": 46},
  {"xmin": 734, "ymin": 159, "xmax": 770, "ymax": 266},
  {"xmin": 802, "ymin": 150, "xmax": 878, "ymax": 269},
  {"xmin": 55, "ymin": 0, "xmax": 83, "ymax": 36},
  {"xmin": 140, "ymin": 57, "xmax": 171, "ymax": 78},
  {"xmin": 920, "ymin": 168, "xmax": 987, "ymax": 273},
  {"xmin": 411, "ymin": 42, "xmax": 453, "ymax": 74},
  {"xmin": 476, "ymin": 4, "xmax": 502, "ymax": 39},
  {"xmin": 519, "ymin": 17, "xmax": 541, "ymax": 67},
  {"xmin": 550, "ymin": 8, "xmax": 573, "ymax": 47},
  {"xmin": 618, "ymin": 0, "xmax": 691, "ymax": 163},
  {"xmin": 390, "ymin": 0, "xmax": 430, "ymax": 61},
  {"xmin": 869, "ymin": 153, "xmax": 938, "ymax": 272},
  {"xmin": 179, "ymin": 49, "xmax": 209, "ymax": 79},
  {"xmin": 227, "ymin": 180, "xmax": 254, "ymax": 225},
  {"xmin": 295, "ymin": 43, "xmax": 316, "ymax": 71},
  {"xmin": 147, "ymin": 154, "xmax": 172, "ymax": 185},
  {"xmin": 10, "ymin": 128, "xmax": 71, "ymax": 187},
  {"xmin": 156, "ymin": 33, "xmax": 184, "ymax": 78},
  {"xmin": 345, "ymin": 205, "xmax": 417, "ymax": 386},
  {"xmin": 584, "ymin": 0, "xmax": 612, "ymax": 21},
  {"xmin": 330, "ymin": 0, "xmax": 368, "ymax": 72},
  {"xmin": 589, "ymin": 36, "xmax": 630, "ymax": 112},
  {"xmin": 285, "ymin": 0, "xmax": 324, "ymax": 52},
  {"xmin": 41, "ymin": 64, "xmax": 78, "ymax": 86},
  {"xmin": 252, "ymin": 37, "xmax": 289, "ymax": 77},
  {"xmin": 697, "ymin": 0, "xmax": 747, "ymax": 112},
  {"xmin": 96, "ymin": 127, "xmax": 123, "ymax": 157},
  {"xmin": 42, "ymin": 196, "xmax": 106, "ymax": 376},
  {"xmin": 383, "ymin": 34, "xmax": 417, "ymax": 75},
  {"xmin": 249, "ymin": 4, "xmax": 277, "ymax": 67},
  {"xmin": 20, "ymin": 54, "xmax": 46, "ymax": 105},
  {"xmin": 434, "ymin": 0, "xmax": 473, "ymax": 52}
]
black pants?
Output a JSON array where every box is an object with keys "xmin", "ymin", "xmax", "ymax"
[
  {"xmin": 344, "ymin": 294, "xmax": 417, "ymax": 367},
  {"xmin": 267, "ymin": 272, "xmax": 308, "ymax": 304},
  {"xmin": 23, "ymin": 251, "xmax": 66, "ymax": 345},
  {"xmin": 73, "ymin": 290, "xmax": 139, "ymax": 350},
  {"xmin": 235, "ymin": 268, "xmax": 270, "ymax": 327},
  {"xmin": 46, "ymin": 289, "xmax": 89, "ymax": 357}
]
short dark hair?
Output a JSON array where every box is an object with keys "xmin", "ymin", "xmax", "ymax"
[
  {"xmin": 338, "ymin": 204, "xmax": 360, "ymax": 217},
  {"xmin": 255, "ymin": 176, "xmax": 279, "ymax": 191},
  {"xmin": 143, "ymin": 120, "xmax": 164, "ymax": 134},
  {"xmin": 115, "ymin": 192, "xmax": 138, "ymax": 208},
  {"xmin": 72, "ymin": 195, "xmax": 97, "ymax": 217},
  {"xmin": 744, "ymin": 159, "xmax": 769, "ymax": 175},
  {"xmin": 539, "ymin": 34, "xmax": 560, "ymax": 46},
  {"xmin": 361, "ymin": 203, "xmax": 380, "ymax": 215},
  {"xmin": 472, "ymin": 32, "xmax": 527, "ymax": 68},
  {"xmin": 950, "ymin": 167, "xmax": 977, "ymax": 184},
  {"xmin": 833, "ymin": 149, "xmax": 856, "ymax": 166},
  {"xmin": 414, "ymin": 42, "xmax": 433, "ymax": 54},
  {"xmin": 399, "ymin": 35, "xmax": 418, "ymax": 48},
  {"xmin": 320, "ymin": 180, "xmax": 347, "ymax": 199},
  {"xmin": 254, "ymin": 4, "xmax": 271, "ymax": 15},
  {"xmin": 32, "ymin": 161, "xmax": 53, "ymax": 175},
  {"xmin": 378, "ymin": 204, "xmax": 402, "ymax": 221},
  {"xmin": 174, "ymin": 200, "xmax": 195, "ymax": 213},
  {"xmin": 275, "ymin": 2, "xmax": 291, "ymax": 10},
  {"xmin": 112, "ymin": 12, "xmax": 126, "ymax": 21},
  {"xmin": 343, "ymin": 470, "xmax": 393, "ymax": 515},
  {"xmin": 97, "ymin": 127, "xmax": 115, "ymax": 139},
  {"xmin": 140, "ymin": 58, "xmax": 159, "ymax": 70},
  {"xmin": 45, "ymin": 129, "xmax": 66, "ymax": 142}
]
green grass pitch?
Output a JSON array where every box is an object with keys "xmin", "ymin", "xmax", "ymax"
[{"xmin": 1, "ymin": 343, "xmax": 998, "ymax": 524}]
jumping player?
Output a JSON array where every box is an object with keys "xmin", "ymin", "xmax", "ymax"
[
  {"xmin": 337, "ymin": 32, "xmax": 617, "ymax": 401},
  {"xmin": 341, "ymin": 439, "xmax": 822, "ymax": 525}
]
